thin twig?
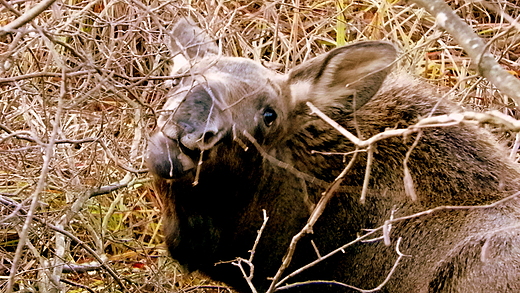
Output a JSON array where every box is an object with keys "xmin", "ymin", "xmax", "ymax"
[
  {"xmin": 275, "ymin": 191, "xmax": 520, "ymax": 289},
  {"xmin": 6, "ymin": 69, "xmax": 66, "ymax": 293},
  {"xmin": 385, "ymin": 191, "xmax": 520, "ymax": 228},
  {"xmin": 243, "ymin": 130, "xmax": 329, "ymax": 187},
  {"xmin": 402, "ymin": 132, "xmax": 422, "ymax": 201},
  {"xmin": 276, "ymin": 238, "xmax": 407, "ymax": 293},
  {"xmin": 250, "ymin": 209, "xmax": 269, "ymax": 264},
  {"xmin": 360, "ymin": 145, "xmax": 373, "ymax": 204},
  {"xmin": 231, "ymin": 210, "xmax": 269, "ymax": 293},
  {"xmin": 0, "ymin": 196, "xmax": 127, "ymax": 290},
  {"xmin": 0, "ymin": 70, "xmax": 97, "ymax": 84},
  {"xmin": 267, "ymin": 151, "xmax": 359, "ymax": 293},
  {"xmin": 275, "ymin": 227, "xmax": 382, "ymax": 288},
  {"xmin": 183, "ymin": 285, "xmax": 233, "ymax": 292},
  {"xmin": 233, "ymin": 258, "xmax": 258, "ymax": 293},
  {"xmin": 0, "ymin": 0, "xmax": 58, "ymax": 36},
  {"xmin": 60, "ymin": 278, "xmax": 96, "ymax": 293}
]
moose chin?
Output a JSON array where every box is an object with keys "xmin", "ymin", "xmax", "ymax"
[{"xmin": 147, "ymin": 18, "xmax": 520, "ymax": 293}]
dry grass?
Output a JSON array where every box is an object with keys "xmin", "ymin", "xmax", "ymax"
[{"xmin": 0, "ymin": 0, "xmax": 519, "ymax": 292}]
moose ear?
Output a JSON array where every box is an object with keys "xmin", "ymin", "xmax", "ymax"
[
  {"xmin": 288, "ymin": 41, "xmax": 397, "ymax": 110},
  {"xmin": 169, "ymin": 18, "xmax": 219, "ymax": 74}
]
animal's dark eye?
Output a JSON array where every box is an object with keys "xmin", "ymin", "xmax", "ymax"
[
  {"xmin": 171, "ymin": 78, "xmax": 180, "ymax": 86},
  {"xmin": 263, "ymin": 107, "xmax": 277, "ymax": 127}
]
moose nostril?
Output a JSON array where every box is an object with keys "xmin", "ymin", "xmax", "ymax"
[
  {"xmin": 203, "ymin": 131, "xmax": 216, "ymax": 145},
  {"xmin": 178, "ymin": 121, "xmax": 195, "ymax": 133}
]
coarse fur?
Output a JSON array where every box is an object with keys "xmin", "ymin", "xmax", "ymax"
[{"xmin": 147, "ymin": 19, "xmax": 520, "ymax": 293}]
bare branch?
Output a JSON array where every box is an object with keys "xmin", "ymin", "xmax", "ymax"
[
  {"xmin": 360, "ymin": 145, "xmax": 374, "ymax": 204},
  {"xmin": 6, "ymin": 69, "xmax": 66, "ymax": 293},
  {"xmin": 0, "ymin": 194, "xmax": 128, "ymax": 290},
  {"xmin": 274, "ymin": 227, "xmax": 379, "ymax": 288},
  {"xmin": 403, "ymin": 132, "xmax": 422, "ymax": 201},
  {"xmin": 407, "ymin": 0, "xmax": 520, "ymax": 105},
  {"xmin": 276, "ymin": 238, "xmax": 407, "ymax": 293},
  {"xmin": 88, "ymin": 177, "xmax": 149, "ymax": 198},
  {"xmin": 233, "ymin": 258, "xmax": 258, "ymax": 293},
  {"xmin": 230, "ymin": 210, "xmax": 269, "ymax": 293},
  {"xmin": 267, "ymin": 151, "xmax": 359, "ymax": 293},
  {"xmin": 0, "ymin": 0, "xmax": 58, "ymax": 37},
  {"xmin": 243, "ymin": 130, "xmax": 330, "ymax": 186},
  {"xmin": 59, "ymin": 279, "xmax": 96, "ymax": 293},
  {"xmin": 0, "ymin": 70, "xmax": 97, "ymax": 85},
  {"xmin": 308, "ymin": 102, "xmax": 520, "ymax": 204},
  {"xmin": 276, "ymin": 191, "xmax": 520, "ymax": 290},
  {"xmin": 183, "ymin": 285, "xmax": 233, "ymax": 292},
  {"xmin": 385, "ymin": 191, "xmax": 520, "ymax": 228},
  {"xmin": 250, "ymin": 210, "xmax": 269, "ymax": 264}
]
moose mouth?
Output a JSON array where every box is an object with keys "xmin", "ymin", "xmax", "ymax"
[
  {"xmin": 148, "ymin": 128, "xmax": 224, "ymax": 180},
  {"xmin": 147, "ymin": 131, "xmax": 198, "ymax": 179}
]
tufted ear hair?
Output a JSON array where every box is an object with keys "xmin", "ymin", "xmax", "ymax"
[
  {"xmin": 169, "ymin": 18, "xmax": 219, "ymax": 75},
  {"xmin": 287, "ymin": 41, "xmax": 397, "ymax": 111}
]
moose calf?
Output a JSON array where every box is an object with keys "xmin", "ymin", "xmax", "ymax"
[{"xmin": 147, "ymin": 19, "xmax": 520, "ymax": 292}]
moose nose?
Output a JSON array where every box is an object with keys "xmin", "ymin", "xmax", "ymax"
[
  {"xmin": 178, "ymin": 124, "xmax": 220, "ymax": 151},
  {"xmin": 162, "ymin": 84, "xmax": 226, "ymax": 151}
]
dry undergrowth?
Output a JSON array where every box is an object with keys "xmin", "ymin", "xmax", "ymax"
[{"xmin": 1, "ymin": 0, "xmax": 519, "ymax": 292}]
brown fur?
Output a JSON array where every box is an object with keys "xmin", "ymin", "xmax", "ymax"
[{"xmin": 147, "ymin": 19, "xmax": 520, "ymax": 292}]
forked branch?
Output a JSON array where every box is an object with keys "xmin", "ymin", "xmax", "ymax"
[
  {"xmin": 276, "ymin": 238, "xmax": 407, "ymax": 293},
  {"xmin": 266, "ymin": 151, "xmax": 359, "ymax": 293}
]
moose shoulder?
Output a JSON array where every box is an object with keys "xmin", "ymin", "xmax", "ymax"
[{"xmin": 147, "ymin": 19, "xmax": 520, "ymax": 292}]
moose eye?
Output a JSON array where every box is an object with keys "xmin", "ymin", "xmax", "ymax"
[{"xmin": 262, "ymin": 107, "xmax": 277, "ymax": 127}]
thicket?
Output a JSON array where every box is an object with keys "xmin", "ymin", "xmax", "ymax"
[{"xmin": 1, "ymin": 0, "xmax": 519, "ymax": 292}]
